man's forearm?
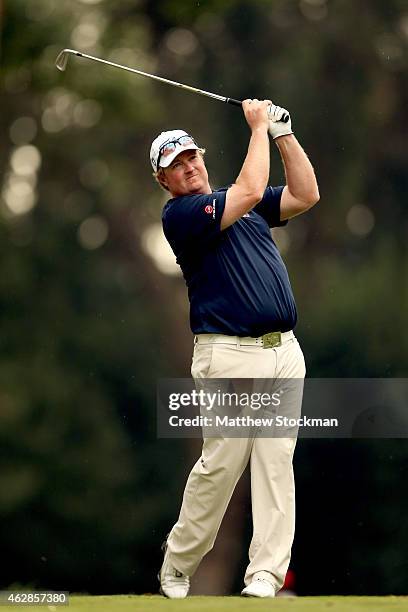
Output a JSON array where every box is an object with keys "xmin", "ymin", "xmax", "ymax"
[
  {"xmin": 275, "ymin": 135, "xmax": 319, "ymax": 204},
  {"xmin": 221, "ymin": 100, "xmax": 271, "ymax": 230},
  {"xmin": 236, "ymin": 127, "xmax": 270, "ymax": 199}
]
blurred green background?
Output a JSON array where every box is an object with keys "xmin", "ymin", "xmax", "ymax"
[{"xmin": 0, "ymin": 0, "xmax": 407, "ymax": 597}]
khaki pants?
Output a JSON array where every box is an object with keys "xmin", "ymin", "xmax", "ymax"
[{"xmin": 166, "ymin": 332, "xmax": 306, "ymax": 591}]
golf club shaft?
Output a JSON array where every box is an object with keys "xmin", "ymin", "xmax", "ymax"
[{"xmin": 55, "ymin": 49, "xmax": 242, "ymax": 107}]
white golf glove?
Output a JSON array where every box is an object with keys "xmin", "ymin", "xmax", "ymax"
[{"xmin": 268, "ymin": 104, "xmax": 293, "ymax": 139}]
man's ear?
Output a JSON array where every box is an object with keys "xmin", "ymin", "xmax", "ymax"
[
  {"xmin": 160, "ymin": 173, "xmax": 168, "ymax": 188},
  {"xmin": 156, "ymin": 168, "xmax": 170, "ymax": 192}
]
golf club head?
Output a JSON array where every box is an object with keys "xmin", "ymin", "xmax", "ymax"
[{"xmin": 55, "ymin": 48, "xmax": 79, "ymax": 71}]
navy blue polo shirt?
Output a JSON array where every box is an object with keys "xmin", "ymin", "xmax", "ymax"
[{"xmin": 162, "ymin": 186, "xmax": 297, "ymax": 336}]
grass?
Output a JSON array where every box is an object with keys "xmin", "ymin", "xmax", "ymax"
[{"xmin": 2, "ymin": 595, "xmax": 407, "ymax": 611}]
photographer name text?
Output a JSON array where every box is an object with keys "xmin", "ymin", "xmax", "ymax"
[{"xmin": 168, "ymin": 415, "xmax": 338, "ymax": 428}]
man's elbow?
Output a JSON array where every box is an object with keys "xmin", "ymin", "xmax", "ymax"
[
  {"xmin": 308, "ymin": 188, "xmax": 320, "ymax": 207},
  {"xmin": 301, "ymin": 187, "xmax": 320, "ymax": 210},
  {"xmin": 245, "ymin": 183, "xmax": 266, "ymax": 204},
  {"xmin": 242, "ymin": 188, "xmax": 265, "ymax": 207},
  {"xmin": 232, "ymin": 181, "xmax": 265, "ymax": 206},
  {"xmin": 253, "ymin": 189, "xmax": 265, "ymax": 204}
]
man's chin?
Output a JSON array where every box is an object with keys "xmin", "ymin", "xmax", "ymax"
[
  {"xmin": 172, "ymin": 179, "xmax": 211, "ymax": 197},
  {"xmin": 186, "ymin": 180, "xmax": 204, "ymax": 194}
]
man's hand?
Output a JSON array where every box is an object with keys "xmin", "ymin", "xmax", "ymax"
[
  {"xmin": 242, "ymin": 99, "xmax": 271, "ymax": 132},
  {"xmin": 268, "ymin": 103, "xmax": 293, "ymax": 139}
]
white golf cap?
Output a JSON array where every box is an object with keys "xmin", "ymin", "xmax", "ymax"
[{"xmin": 150, "ymin": 129, "xmax": 199, "ymax": 172}]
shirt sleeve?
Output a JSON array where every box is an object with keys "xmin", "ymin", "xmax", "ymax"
[
  {"xmin": 162, "ymin": 190, "xmax": 226, "ymax": 250},
  {"xmin": 253, "ymin": 186, "xmax": 288, "ymax": 228}
]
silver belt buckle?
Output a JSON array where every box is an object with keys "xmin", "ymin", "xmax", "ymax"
[{"xmin": 262, "ymin": 331, "xmax": 282, "ymax": 349}]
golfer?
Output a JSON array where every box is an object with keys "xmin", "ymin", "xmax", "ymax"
[{"xmin": 150, "ymin": 99, "xmax": 319, "ymax": 598}]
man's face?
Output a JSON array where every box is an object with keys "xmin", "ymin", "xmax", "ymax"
[{"xmin": 160, "ymin": 150, "xmax": 211, "ymax": 197}]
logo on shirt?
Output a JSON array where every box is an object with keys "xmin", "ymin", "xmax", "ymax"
[{"xmin": 204, "ymin": 199, "xmax": 216, "ymax": 220}]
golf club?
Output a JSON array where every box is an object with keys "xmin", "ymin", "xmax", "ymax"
[{"xmin": 55, "ymin": 48, "xmax": 289, "ymax": 121}]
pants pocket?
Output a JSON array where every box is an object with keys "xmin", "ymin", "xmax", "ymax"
[{"xmin": 191, "ymin": 344, "xmax": 214, "ymax": 379}]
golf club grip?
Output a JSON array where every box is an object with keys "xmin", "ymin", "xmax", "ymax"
[
  {"xmin": 226, "ymin": 98, "xmax": 289, "ymax": 123},
  {"xmin": 226, "ymin": 98, "xmax": 243, "ymax": 107}
]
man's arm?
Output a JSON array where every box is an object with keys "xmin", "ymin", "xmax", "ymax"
[
  {"xmin": 275, "ymin": 135, "xmax": 320, "ymax": 221},
  {"xmin": 221, "ymin": 99, "xmax": 270, "ymax": 231}
]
